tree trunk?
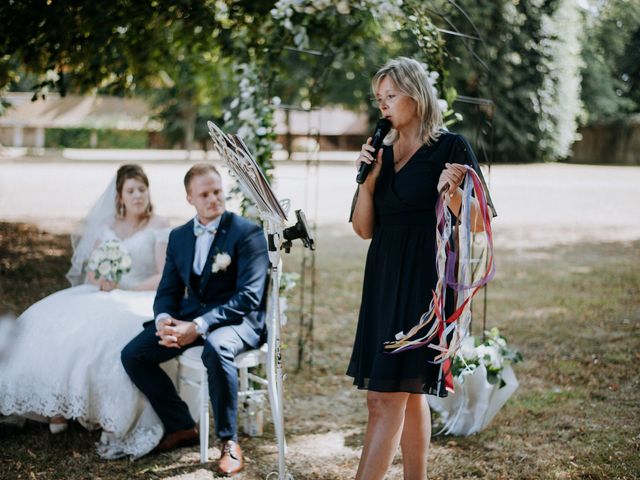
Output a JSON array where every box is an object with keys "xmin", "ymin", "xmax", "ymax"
[{"xmin": 183, "ymin": 103, "xmax": 197, "ymax": 154}]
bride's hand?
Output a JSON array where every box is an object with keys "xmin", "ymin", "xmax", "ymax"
[{"xmin": 98, "ymin": 278, "xmax": 116, "ymax": 292}]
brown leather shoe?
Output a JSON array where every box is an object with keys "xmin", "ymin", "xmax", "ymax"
[
  {"xmin": 154, "ymin": 427, "xmax": 199, "ymax": 453},
  {"xmin": 217, "ymin": 439, "xmax": 244, "ymax": 476}
]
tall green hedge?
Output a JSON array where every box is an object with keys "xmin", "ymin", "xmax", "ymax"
[{"xmin": 44, "ymin": 129, "xmax": 148, "ymax": 149}]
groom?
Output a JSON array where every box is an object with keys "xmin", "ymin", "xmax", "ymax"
[{"xmin": 121, "ymin": 163, "xmax": 269, "ymax": 476}]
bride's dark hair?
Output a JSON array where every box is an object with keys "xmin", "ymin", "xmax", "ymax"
[{"xmin": 115, "ymin": 164, "xmax": 153, "ymax": 218}]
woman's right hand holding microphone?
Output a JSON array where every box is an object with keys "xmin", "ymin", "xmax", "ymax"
[{"xmin": 356, "ymin": 137, "xmax": 383, "ymax": 193}]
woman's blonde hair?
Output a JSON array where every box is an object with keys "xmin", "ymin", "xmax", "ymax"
[{"xmin": 372, "ymin": 57, "xmax": 443, "ymax": 145}]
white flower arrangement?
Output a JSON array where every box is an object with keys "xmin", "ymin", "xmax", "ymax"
[
  {"xmin": 211, "ymin": 252, "xmax": 232, "ymax": 273},
  {"xmin": 270, "ymin": 0, "xmax": 404, "ymax": 48},
  {"xmin": 223, "ymin": 62, "xmax": 278, "ymax": 216},
  {"xmin": 451, "ymin": 328, "xmax": 523, "ymax": 387},
  {"xmin": 429, "ymin": 328, "xmax": 522, "ymax": 436},
  {"xmin": 87, "ymin": 239, "xmax": 132, "ymax": 284},
  {"xmin": 279, "ymin": 271, "xmax": 300, "ymax": 294}
]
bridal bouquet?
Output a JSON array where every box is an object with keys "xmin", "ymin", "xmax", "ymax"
[
  {"xmin": 428, "ymin": 328, "xmax": 522, "ymax": 436},
  {"xmin": 87, "ymin": 239, "xmax": 132, "ymax": 284}
]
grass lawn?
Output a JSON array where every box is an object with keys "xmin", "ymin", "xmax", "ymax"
[{"xmin": 0, "ymin": 222, "xmax": 638, "ymax": 479}]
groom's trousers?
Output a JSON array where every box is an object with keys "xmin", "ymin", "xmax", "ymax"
[{"xmin": 121, "ymin": 323, "xmax": 248, "ymax": 441}]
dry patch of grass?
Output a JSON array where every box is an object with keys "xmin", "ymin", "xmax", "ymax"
[{"xmin": 1, "ymin": 222, "xmax": 638, "ymax": 479}]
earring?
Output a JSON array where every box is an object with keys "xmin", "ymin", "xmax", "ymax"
[{"xmin": 118, "ymin": 203, "xmax": 125, "ymax": 218}]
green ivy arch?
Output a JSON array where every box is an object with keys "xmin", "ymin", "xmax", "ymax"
[{"xmin": 222, "ymin": 0, "xmax": 450, "ymax": 179}]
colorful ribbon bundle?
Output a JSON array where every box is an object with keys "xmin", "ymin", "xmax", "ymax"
[{"xmin": 382, "ymin": 165, "xmax": 495, "ymax": 393}]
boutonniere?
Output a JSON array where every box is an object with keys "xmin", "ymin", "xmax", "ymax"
[{"xmin": 211, "ymin": 252, "xmax": 232, "ymax": 273}]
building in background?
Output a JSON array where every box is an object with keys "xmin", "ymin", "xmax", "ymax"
[
  {"xmin": 0, "ymin": 93, "xmax": 370, "ymax": 154},
  {"xmin": 0, "ymin": 92, "xmax": 161, "ymax": 148}
]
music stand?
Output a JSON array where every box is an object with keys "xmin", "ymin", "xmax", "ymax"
[{"xmin": 207, "ymin": 121, "xmax": 313, "ymax": 480}]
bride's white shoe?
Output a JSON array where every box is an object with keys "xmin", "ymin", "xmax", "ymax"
[{"xmin": 49, "ymin": 416, "xmax": 68, "ymax": 434}]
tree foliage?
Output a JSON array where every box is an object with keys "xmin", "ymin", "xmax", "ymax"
[
  {"xmin": 1, "ymin": 0, "xmax": 609, "ymax": 163},
  {"xmin": 580, "ymin": 0, "xmax": 640, "ymax": 123},
  {"xmin": 0, "ymin": 1, "xmax": 448, "ymax": 153},
  {"xmin": 0, "ymin": 1, "xmax": 237, "ymax": 149},
  {"xmin": 0, "ymin": 1, "xmax": 166, "ymax": 96},
  {"xmin": 433, "ymin": 0, "xmax": 588, "ymax": 162}
]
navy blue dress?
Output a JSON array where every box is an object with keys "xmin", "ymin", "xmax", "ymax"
[{"xmin": 347, "ymin": 131, "xmax": 480, "ymax": 396}]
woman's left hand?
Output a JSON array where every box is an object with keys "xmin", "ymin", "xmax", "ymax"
[
  {"xmin": 437, "ymin": 163, "xmax": 467, "ymax": 195},
  {"xmin": 99, "ymin": 278, "xmax": 117, "ymax": 292}
]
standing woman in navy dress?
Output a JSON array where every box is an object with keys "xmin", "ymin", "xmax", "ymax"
[{"xmin": 348, "ymin": 57, "xmax": 488, "ymax": 479}]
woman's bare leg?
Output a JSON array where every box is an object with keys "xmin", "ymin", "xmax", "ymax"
[
  {"xmin": 355, "ymin": 391, "xmax": 409, "ymax": 480},
  {"xmin": 399, "ymin": 394, "xmax": 430, "ymax": 480}
]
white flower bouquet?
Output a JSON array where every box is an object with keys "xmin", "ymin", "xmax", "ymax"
[
  {"xmin": 428, "ymin": 328, "xmax": 522, "ymax": 436},
  {"xmin": 451, "ymin": 327, "xmax": 523, "ymax": 387},
  {"xmin": 87, "ymin": 239, "xmax": 132, "ymax": 284}
]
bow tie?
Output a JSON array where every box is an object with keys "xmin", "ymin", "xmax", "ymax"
[{"xmin": 194, "ymin": 222, "xmax": 217, "ymax": 237}]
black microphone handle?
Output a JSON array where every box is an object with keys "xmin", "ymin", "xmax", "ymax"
[
  {"xmin": 355, "ymin": 158, "xmax": 372, "ymax": 184},
  {"xmin": 355, "ymin": 119, "xmax": 391, "ymax": 184},
  {"xmin": 355, "ymin": 133, "xmax": 384, "ymax": 184}
]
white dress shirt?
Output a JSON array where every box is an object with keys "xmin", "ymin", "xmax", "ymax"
[{"xmin": 192, "ymin": 217, "xmax": 221, "ymax": 275}]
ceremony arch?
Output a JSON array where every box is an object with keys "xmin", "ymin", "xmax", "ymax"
[{"xmin": 217, "ymin": 3, "xmax": 497, "ymax": 475}]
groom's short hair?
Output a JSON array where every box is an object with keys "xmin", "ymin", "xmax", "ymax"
[{"xmin": 184, "ymin": 163, "xmax": 221, "ymax": 193}]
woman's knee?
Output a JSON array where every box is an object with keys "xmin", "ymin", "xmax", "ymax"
[
  {"xmin": 405, "ymin": 393, "xmax": 428, "ymax": 413},
  {"xmin": 366, "ymin": 391, "xmax": 408, "ymax": 419}
]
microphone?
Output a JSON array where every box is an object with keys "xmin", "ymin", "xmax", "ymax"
[{"xmin": 356, "ymin": 118, "xmax": 392, "ymax": 184}]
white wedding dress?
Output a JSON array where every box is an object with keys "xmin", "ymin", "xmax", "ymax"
[{"xmin": 0, "ymin": 225, "xmax": 170, "ymax": 459}]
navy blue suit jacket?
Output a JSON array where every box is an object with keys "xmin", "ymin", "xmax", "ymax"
[{"xmin": 153, "ymin": 211, "xmax": 269, "ymax": 348}]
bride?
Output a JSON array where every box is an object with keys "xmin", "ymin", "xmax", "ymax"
[{"xmin": 0, "ymin": 164, "xmax": 170, "ymax": 459}]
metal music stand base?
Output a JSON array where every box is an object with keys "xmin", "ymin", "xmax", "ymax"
[{"xmin": 265, "ymin": 226, "xmax": 293, "ymax": 480}]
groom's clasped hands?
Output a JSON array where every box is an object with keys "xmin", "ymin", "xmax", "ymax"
[{"xmin": 156, "ymin": 317, "xmax": 199, "ymax": 348}]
